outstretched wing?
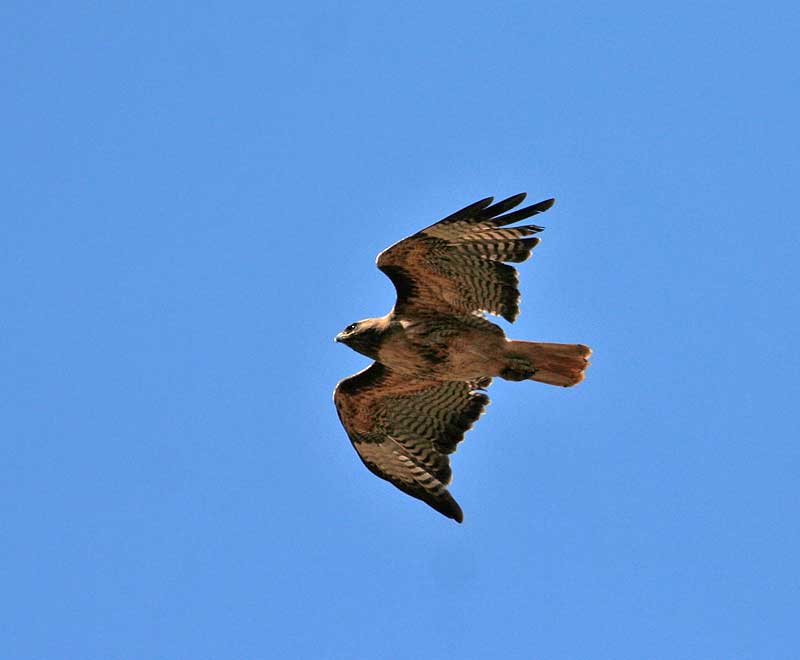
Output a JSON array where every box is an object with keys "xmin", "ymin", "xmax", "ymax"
[
  {"xmin": 377, "ymin": 193, "xmax": 554, "ymax": 322},
  {"xmin": 333, "ymin": 362, "xmax": 491, "ymax": 522}
]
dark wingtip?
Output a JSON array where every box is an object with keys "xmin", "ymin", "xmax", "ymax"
[
  {"xmin": 491, "ymin": 196, "xmax": 556, "ymax": 227},
  {"xmin": 439, "ymin": 196, "xmax": 495, "ymax": 224},
  {"xmin": 433, "ymin": 492, "xmax": 464, "ymax": 523},
  {"xmin": 500, "ymin": 192, "xmax": 527, "ymax": 208},
  {"xmin": 481, "ymin": 193, "xmax": 527, "ymax": 219},
  {"xmin": 451, "ymin": 502, "xmax": 464, "ymax": 523}
]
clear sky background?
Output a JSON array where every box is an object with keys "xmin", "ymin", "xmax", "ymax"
[{"xmin": 2, "ymin": 2, "xmax": 799, "ymax": 659}]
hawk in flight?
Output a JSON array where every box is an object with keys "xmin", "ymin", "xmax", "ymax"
[{"xmin": 334, "ymin": 193, "xmax": 591, "ymax": 522}]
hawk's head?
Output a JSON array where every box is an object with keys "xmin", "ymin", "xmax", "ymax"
[{"xmin": 335, "ymin": 317, "xmax": 388, "ymax": 360}]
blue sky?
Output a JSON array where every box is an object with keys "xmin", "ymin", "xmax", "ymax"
[{"xmin": 2, "ymin": 2, "xmax": 799, "ymax": 658}]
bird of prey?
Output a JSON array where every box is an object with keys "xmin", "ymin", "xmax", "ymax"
[{"xmin": 334, "ymin": 193, "xmax": 591, "ymax": 522}]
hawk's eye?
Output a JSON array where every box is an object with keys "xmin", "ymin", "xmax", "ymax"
[{"xmin": 345, "ymin": 323, "xmax": 358, "ymax": 333}]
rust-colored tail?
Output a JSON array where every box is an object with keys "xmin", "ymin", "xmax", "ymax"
[{"xmin": 504, "ymin": 341, "xmax": 592, "ymax": 387}]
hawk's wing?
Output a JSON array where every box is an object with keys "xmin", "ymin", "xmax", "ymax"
[
  {"xmin": 377, "ymin": 193, "xmax": 554, "ymax": 322},
  {"xmin": 333, "ymin": 362, "xmax": 491, "ymax": 522}
]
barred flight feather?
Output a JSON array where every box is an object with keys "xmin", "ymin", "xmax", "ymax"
[
  {"xmin": 334, "ymin": 363, "xmax": 490, "ymax": 522},
  {"xmin": 377, "ymin": 193, "xmax": 554, "ymax": 322}
]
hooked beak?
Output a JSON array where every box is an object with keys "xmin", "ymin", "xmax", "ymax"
[{"xmin": 334, "ymin": 333, "xmax": 344, "ymax": 343}]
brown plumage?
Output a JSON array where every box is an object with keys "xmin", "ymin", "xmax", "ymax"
[{"xmin": 334, "ymin": 193, "xmax": 591, "ymax": 522}]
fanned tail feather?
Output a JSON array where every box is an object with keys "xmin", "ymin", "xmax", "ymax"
[{"xmin": 504, "ymin": 341, "xmax": 592, "ymax": 387}]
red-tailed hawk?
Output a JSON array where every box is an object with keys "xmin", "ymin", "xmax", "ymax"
[{"xmin": 334, "ymin": 193, "xmax": 591, "ymax": 522}]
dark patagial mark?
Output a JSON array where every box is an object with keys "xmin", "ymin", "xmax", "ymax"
[{"xmin": 379, "ymin": 264, "xmax": 418, "ymax": 307}]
